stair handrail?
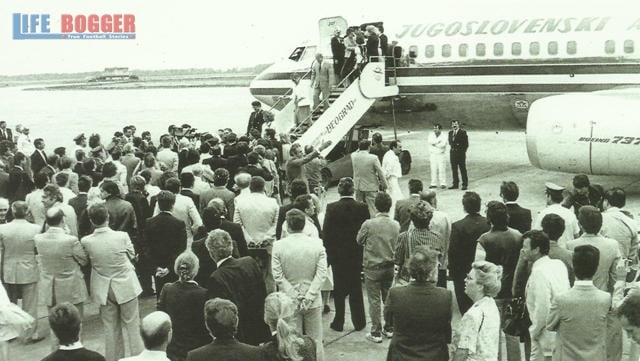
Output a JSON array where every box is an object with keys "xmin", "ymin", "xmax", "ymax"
[{"xmin": 289, "ymin": 66, "xmax": 360, "ymax": 138}]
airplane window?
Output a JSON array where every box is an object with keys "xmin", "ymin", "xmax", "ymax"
[
  {"xmin": 530, "ymin": 42, "xmax": 540, "ymax": 56},
  {"xmin": 459, "ymin": 44, "xmax": 468, "ymax": 57},
  {"xmin": 288, "ymin": 47, "xmax": 305, "ymax": 61},
  {"xmin": 442, "ymin": 44, "xmax": 452, "ymax": 57},
  {"xmin": 625, "ymin": 40, "xmax": 634, "ymax": 54},
  {"xmin": 476, "ymin": 43, "xmax": 486, "ymax": 56},
  {"xmin": 567, "ymin": 41, "xmax": 577, "ymax": 55},
  {"xmin": 494, "ymin": 43, "xmax": 504, "ymax": 56},
  {"xmin": 605, "ymin": 40, "xmax": 616, "ymax": 54},
  {"xmin": 548, "ymin": 41, "xmax": 558, "ymax": 55},
  {"xmin": 425, "ymin": 45, "xmax": 434, "ymax": 58},
  {"xmin": 512, "ymin": 42, "xmax": 522, "ymax": 56}
]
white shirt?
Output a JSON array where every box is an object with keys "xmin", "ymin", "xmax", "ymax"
[
  {"xmin": 293, "ymin": 83, "xmax": 311, "ymax": 107},
  {"xmin": 601, "ymin": 207, "xmax": 639, "ymax": 261},
  {"xmin": 382, "ymin": 149, "xmax": 402, "ymax": 179},
  {"xmin": 192, "ymin": 177, "xmax": 211, "ymax": 195},
  {"xmin": 427, "ymin": 131, "xmax": 447, "ymax": 155},
  {"xmin": 25, "ymin": 189, "xmax": 45, "ymax": 226},
  {"xmin": 456, "ymin": 296, "xmax": 500, "ymax": 361},
  {"xmin": 526, "ymin": 256, "xmax": 570, "ymax": 339},
  {"xmin": 533, "ymin": 204, "xmax": 579, "ymax": 248},
  {"xmin": 17, "ymin": 134, "xmax": 34, "ymax": 155},
  {"xmin": 59, "ymin": 341, "xmax": 84, "ymax": 351},
  {"xmin": 234, "ymin": 192, "xmax": 279, "ymax": 245},
  {"xmin": 113, "ymin": 160, "xmax": 128, "ymax": 187},
  {"xmin": 216, "ymin": 256, "xmax": 233, "ymax": 269},
  {"xmin": 60, "ymin": 187, "xmax": 75, "ymax": 204}
]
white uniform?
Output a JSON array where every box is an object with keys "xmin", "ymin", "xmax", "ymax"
[
  {"xmin": 428, "ymin": 131, "xmax": 447, "ymax": 186},
  {"xmin": 382, "ymin": 149, "xmax": 403, "ymax": 217},
  {"xmin": 533, "ymin": 203, "xmax": 580, "ymax": 249}
]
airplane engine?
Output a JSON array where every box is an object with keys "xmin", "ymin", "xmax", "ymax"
[{"xmin": 526, "ymin": 91, "xmax": 640, "ymax": 176}]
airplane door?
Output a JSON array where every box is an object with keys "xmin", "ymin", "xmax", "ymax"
[{"xmin": 318, "ymin": 17, "xmax": 348, "ymax": 58}]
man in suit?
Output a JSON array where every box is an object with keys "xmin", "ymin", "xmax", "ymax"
[
  {"xmin": 41, "ymin": 303, "xmax": 106, "ymax": 361},
  {"xmin": 157, "ymin": 137, "xmax": 179, "ymax": 173},
  {"xmin": 238, "ymin": 151, "xmax": 273, "ymax": 182},
  {"xmin": 153, "ymin": 177, "xmax": 202, "ymax": 243},
  {"xmin": 120, "ymin": 311, "xmax": 172, "ymax": 361},
  {"xmin": 100, "ymin": 180, "xmax": 137, "ymax": 238},
  {"xmin": 0, "ymin": 201, "xmax": 45, "ymax": 342},
  {"xmin": 186, "ymin": 298, "xmax": 262, "ymax": 361},
  {"xmin": 246, "ymin": 101, "xmax": 271, "ymax": 136},
  {"xmin": 179, "ymin": 172, "xmax": 200, "ymax": 210},
  {"xmin": 331, "ymin": 29, "xmax": 345, "ymax": 82},
  {"xmin": 501, "ymin": 181, "xmax": 532, "ymax": 234},
  {"xmin": 145, "ymin": 191, "xmax": 188, "ymax": 297},
  {"xmin": 601, "ymin": 187, "xmax": 638, "ymax": 263},
  {"xmin": 0, "ymin": 165, "xmax": 9, "ymax": 199},
  {"xmin": 547, "ymin": 245, "xmax": 611, "ymax": 361},
  {"xmin": 275, "ymin": 180, "xmax": 319, "ymax": 239},
  {"xmin": 68, "ymin": 175, "xmax": 91, "ymax": 217},
  {"xmin": 81, "ymin": 203, "xmax": 144, "ymax": 361},
  {"xmin": 351, "ymin": 140, "xmax": 387, "ymax": 217},
  {"xmin": 272, "ymin": 208, "xmax": 328, "ymax": 360},
  {"xmin": 448, "ymin": 119, "xmax": 469, "ymax": 190},
  {"xmin": 25, "ymin": 173, "xmax": 48, "ymax": 226},
  {"xmin": 35, "ymin": 207, "xmax": 88, "ymax": 316},
  {"xmin": 385, "ymin": 246, "xmax": 453, "ymax": 361},
  {"xmin": 205, "ymin": 229, "xmax": 270, "ymax": 346},
  {"xmin": 0, "ymin": 121, "xmax": 13, "ymax": 143},
  {"xmin": 199, "ymin": 168, "xmax": 235, "ymax": 219},
  {"xmin": 311, "ymin": 53, "xmax": 331, "ymax": 109},
  {"xmin": 448, "ymin": 191, "xmax": 490, "ymax": 314},
  {"xmin": 323, "ymin": 177, "xmax": 369, "ymax": 332},
  {"xmin": 30, "ymin": 138, "xmax": 48, "ymax": 175},
  {"xmin": 193, "ymin": 201, "xmax": 248, "ymax": 285},
  {"xmin": 234, "ymin": 176, "xmax": 279, "ymax": 293},
  {"xmin": 202, "ymin": 145, "xmax": 227, "ymax": 172},
  {"xmin": 368, "ymin": 132, "xmax": 388, "ymax": 165},
  {"xmin": 8, "ymin": 152, "xmax": 34, "ymax": 202},
  {"xmin": 394, "ymin": 179, "xmax": 423, "ymax": 232}
]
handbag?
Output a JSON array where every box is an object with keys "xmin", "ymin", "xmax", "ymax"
[{"xmin": 502, "ymin": 297, "xmax": 532, "ymax": 338}]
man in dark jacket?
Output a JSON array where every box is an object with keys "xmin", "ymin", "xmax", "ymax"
[
  {"xmin": 205, "ymin": 229, "xmax": 270, "ymax": 346},
  {"xmin": 500, "ymin": 181, "xmax": 532, "ymax": 234},
  {"xmin": 144, "ymin": 191, "xmax": 187, "ymax": 298},
  {"xmin": 448, "ymin": 120, "xmax": 469, "ymax": 190},
  {"xmin": 448, "ymin": 191, "xmax": 490, "ymax": 314},
  {"xmin": 331, "ymin": 29, "xmax": 346, "ymax": 82},
  {"xmin": 323, "ymin": 177, "xmax": 369, "ymax": 332},
  {"xmin": 8, "ymin": 152, "xmax": 34, "ymax": 202}
]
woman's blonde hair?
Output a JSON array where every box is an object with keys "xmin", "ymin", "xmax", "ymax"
[
  {"xmin": 173, "ymin": 251, "xmax": 199, "ymax": 282},
  {"xmin": 471, "ymin": 261, "xmax": 503, "ymax": 297},
  {"xmin": 264, "ymin": 292, "xmax": 304, "ymax": 361}
]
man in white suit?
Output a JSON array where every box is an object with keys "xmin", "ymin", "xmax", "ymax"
[
  {"xmin": 34, "ymin": 207, "xmax": 88, "ymax": 315},
  {"xmin": 81, "ymin": 203, "xmax": 144, "ymax": 361},
  {"xmin": 351, "ymin": 140, "xmax": 387, "ymax": 217},
  {"xmin": 272, "ymin": 209, "xmax": 328, "ymax": 361},
  {"xmin": 427, "ymin": 123, "xmax": 447, "ymax": 188},
  {"xmin": 547, "ymin": 245, "xmax": 611, "ymax": 361},
  {"xmin": 0, "ymin": 201, "xmax": 46, "ymax": 342},
  {"xmin": 311, "ymin": 53, "xmax": 331, "ymax": 110}
]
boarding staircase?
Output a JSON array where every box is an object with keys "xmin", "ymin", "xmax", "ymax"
[{"xmin": 286, "ymin": 61, "xmax": 400, "ymax": 157}]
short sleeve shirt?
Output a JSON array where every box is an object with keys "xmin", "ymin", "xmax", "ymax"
[{"xmin": 456, "ymin": 296, "xmax": 500, "ymax": 361}]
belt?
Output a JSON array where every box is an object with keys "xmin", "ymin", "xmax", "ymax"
[{"xmin": 365, "ymin": 261, "xmax": 394, "ymax": 270}]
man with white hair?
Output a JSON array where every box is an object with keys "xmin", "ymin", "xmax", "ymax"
[
  {"xmin": 0, "ymin": 197, "xmax": 9, "ymax": 224},
  {"xmin": 311, "ymin": 53, "xmax": 331, "ymax": 109},
  {"xmin": 120, "ymin": 311, "xmax": 172, "ymax": 361},
  {"xmin": 188, "ymin": 166, "xmax": 211, "ymax": 195},
  {"xmin": 234, "ymin": 173, "xmax": 252, "ymax": 201}
]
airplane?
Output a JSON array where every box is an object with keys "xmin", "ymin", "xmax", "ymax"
[{"xmin": 249, "ymin": 1, "xmax": 640, "ymax": 177}]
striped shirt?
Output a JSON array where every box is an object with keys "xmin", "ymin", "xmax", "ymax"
[{"xmin": 395, "ymin": 227, "xmax": 446, "ymax": 281}]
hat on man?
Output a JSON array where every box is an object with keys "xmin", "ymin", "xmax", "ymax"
[
  {"xmin": 74, "ymin": 133, "xmax": 86, "ymax": 142},
  {"xmin": 544, "ymin": 182, "xmax": 565, "ymax": 192}
]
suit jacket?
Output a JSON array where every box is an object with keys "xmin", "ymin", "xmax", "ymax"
[
  {"xmin": 384, "ymin": 282, "xmax": 452, "ymax": 361},
  {"xmin": 202, "ymin": 156, "xmax": 227, "ymax": 173},
  {"xmin": 207, "ymin": 257, "xmax": 270, "ymax": 346},
  {"xmin": 0, "ymin": 170, "xmax": 10, "ymax": 199},
  {"xmin": 331, "ymin": 35, "xmax": 345, "ymax": 60},
  {"xmin": 157, "ymin": 148, "xmax": 179, "ymax": 173},
  {"xmin": 41, "ymin": 347, "xmax": 106, "ymax": 361},
  {"xmin": 104, "ymin": 196, "xmax": 137, "ymax": 238},
  {"xmin": 247, "ymin": 110, "xmax": 267, "ymax": 135},
  {"xmin": 311, "ymin": 60, "xmax": 331, "ymax": 89},
  {"xmin": 144, "ymin": 212, "xmax": 187, "ymax": 274},
  {"xmin": 8, "ymin": 166, "xmax": 34, "ymax": 202},
  {"xmin": 153, "ymin": 194, "xmax": 202, "ymax": 241},
  {"xmin": 158, "ymin": 282, "xmax": 210, "ymax": 360},
  {"xmin": 120, "ymin": 350, "xmax": 169, "ymax": 361},
  {"xmin": 199, "ymin": 186, "xmax": 235, "ymax": 220},
  {"xmin": 272, "ymin": 233, "xmax": 328, "ymax": 309},
  {"xmin": 448, "ymin": 213, "xmax": 490, "ymax": 278},
  {"xmin": 351, "ymin": 150, "xmax": 386, "ymax": 192},
  {"xmin": 35, "ymin": 227, "xmax": 88, "ymax": 306},
  {"xmin": 180, "ymin": 189, "xmax": 200, "ymax": 211},
  {"xmin": 547, "ymin": 282, "xmax": 611, "ymax": 361},
  {"xmin": 53, "ymin": 170, "xmax": 79, "ymax": 194},
  {"xmin": 0, "ymin": 219, "xmax": 42, "ymax": 284},
  {"xmin": 448, "ymin": 129, "xmax": 469, "ymax": 153},
  {"xmin": 366, "ymin": 33, "xmax": 380, "ymax": 58},
  {"xmin": 275, "ymin": 203, "xmax": 322, "ymax": 240},
  {"xmin": 124, "ymin": 191, "xmax": 151, "ymax": 242},
  {"xmin": 369, "ymin": 143, "xmax": 388, "ymax": 165},
  {"xmin": 0, "ymin": 128, "xmax": 13, "ymax": 143},
  {"xmin": 81, "ymin": 227, "xmax": 141, "ymax": 305},
  {"xmin": 30, "ymin": 149, "xmax": 48, "ymax": 174},
  {"xmin": 567, "ymin": 234, "xmax": 620, "ymax": 293},
  {"xmin": 238, "ymin": 165, "xmax": 274, "ymax": 181},
  {"xmin": 186, "ymin": 338, "xmax": 261, "ymax": 361},
  {"xmin": 120, "ymin": 154, "xmax": 141, "ymax": 185},
  {"xmin": 192, "ymin": 220, "xmax": 248, "ymax": 286},
  {"xmin": 234, "ymin": 193, "xmax": 279, "ymax": 245},
  {"xmin": 506, "ymin": 203, "xmax": 532, "ymax": 234},
  {"xmin": 394, "ymin": 194, "xmax": 421, "ymax": 232},
  {"xmin": 322, "ymin": 197, "xmax": 370, "ymax": 269}
]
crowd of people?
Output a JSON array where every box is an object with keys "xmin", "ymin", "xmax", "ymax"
[{"xmin": 0, "ymin": 112, "xmax": 639, "ymax": 361}]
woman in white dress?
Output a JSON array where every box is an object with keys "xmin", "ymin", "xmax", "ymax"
[
  {"xmin": 0, "ymin": 283, "xmax": 34, "ymax": 361},
  {"xmin": 382, "ymin": 141, "xmax": 403, "ymax": 217}
]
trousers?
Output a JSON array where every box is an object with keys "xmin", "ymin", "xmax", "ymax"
[
  {"xmin": 295, "ymin": 306, "xmax": 324, "ymax": 361},
  {"xmin": 450, "ymin": 150, "xmax": 468, "ymax": 187},
  {"xmin": 429, "ymin": 153, "xmax": 447, "ymax": 186},
  {"xmin": 332, "ymin": 265, "xmax": 366, "ymax": 329},
  {"xmin": 364, "ymin": 266, "xmax": 394, "ymax": 334},
  {"xmin": 313, "ymin": 84, "xmax": 331, "ymax": 110},
  {"xmin": 5, "ymin": 282, "xmax": 45, "ymax": 340},
  {"xmin": 355, "ymin": 190, "xmax": 377, "ymax": 218},
  {"xmin": 101, "ymin": 287, "xmax": 144, "ymax": 361}
]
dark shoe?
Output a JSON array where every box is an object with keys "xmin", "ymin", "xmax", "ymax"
[
  {"xmin": 461, "ymin": 186, "xmax": 468, "ymax": 190},
  {"xmin": 440, "ymin": 185, "xmax": 447, "ymax": 189},
  {"xmin": 24, "ymin": 336, "xmax": 45, "ymax": 344},
  {"xmin": 354, "ymin": 323, "xmax": 366, "ymax": 331},
  {"xmin": 330, "ymin": 322, "xmax": 344, "ymax": 332},
  {"xmin": 428, "ymin": 185, "xmax": 437, "ymax": 189},
  {"xmin": 323, "ymin": 305, "xmax": 331, "ymax": 314},
  {"xmin": 448, "ymin": 185, "xmax": 458, "ymax": 189}
]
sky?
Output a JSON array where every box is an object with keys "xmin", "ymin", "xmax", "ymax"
[{"xmin": 0, "ymin": 0, "xmax": 630, "ymax": 75}]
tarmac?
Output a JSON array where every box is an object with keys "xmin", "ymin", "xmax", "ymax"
[{"xmin": 9, "ymin": 129, "xmax": 640, "ymax": 361}]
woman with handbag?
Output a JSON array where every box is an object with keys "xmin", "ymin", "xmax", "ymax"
[{"xmin": 453, "ymin": 261, "xmax": 502, "ymax": 361}]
